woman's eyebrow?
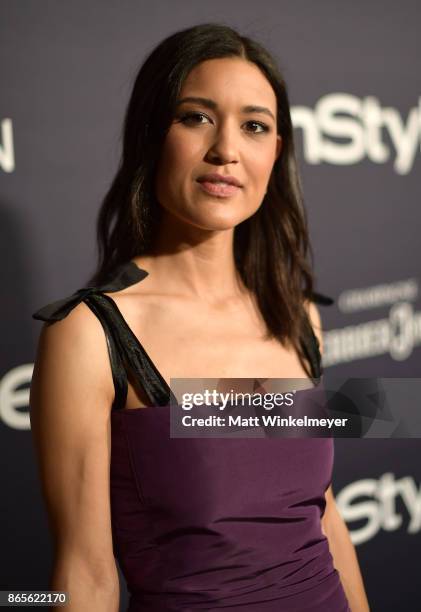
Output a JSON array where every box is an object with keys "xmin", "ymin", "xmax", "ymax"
[{"xmin": 175, "ymin": 97, "xmax": 275, "ymax": 121}]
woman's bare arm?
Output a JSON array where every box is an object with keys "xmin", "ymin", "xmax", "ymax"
[
  {"xmin": 30, "ymin": 302, "xmax": 120, "ymax": 611},
  {"xmin": 306, "ymin": 300, "xmax": 370, "ymax": 611},
  {"xmin": 322, "ymin": 486, "xmax": 370, "ymax": 612}
]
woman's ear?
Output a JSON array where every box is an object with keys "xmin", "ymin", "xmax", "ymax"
[{"xmin": 275, "ymin": 135, "xmax": 282, "ymax": 160}]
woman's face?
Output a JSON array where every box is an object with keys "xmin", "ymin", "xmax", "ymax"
[{"xmin": 154, "ymin": 57, "xmax": 282, "ymax": 231}]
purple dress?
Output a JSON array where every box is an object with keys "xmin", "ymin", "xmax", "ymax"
[{"xmin": 33, "ymin": 261, "xmax": 350, "ymax": 611}]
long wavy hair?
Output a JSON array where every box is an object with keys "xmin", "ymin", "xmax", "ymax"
[{"xmin": 88, "ymin": 23, "xmax": 319, "ymax": 378}]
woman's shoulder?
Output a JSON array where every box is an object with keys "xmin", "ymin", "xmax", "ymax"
[
  {"xmin": 30, "ymin": 302, "xmax": 115, "ymax": 423},
  {"xmin": 32, "ymin": 284, "xmax": 113, "ymax": 375},
  {"xmin": 36, "ymin": 298, "xmax": 104, "ymax": 351},
  {"xmin": 30, "ymin": 261, "xmax": 148, "ymax": 402}
]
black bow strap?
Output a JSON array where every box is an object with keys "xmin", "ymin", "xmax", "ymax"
[
  {"xmin": 32, "ymin": 261, "xmax": 149, "ymax": 322},
  {"xmin": 310, "ymin": 291, "xmax": 335, "ymax": 306}
]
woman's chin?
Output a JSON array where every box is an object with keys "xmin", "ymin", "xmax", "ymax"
[
  {"xmin": 185, "ymin": 212, "xmax": 248, "ymax": 232},
  {"xmin": 185, "ymin": 202, "xmax": 257, "ymax": 231},
  {"xmin": 159, "ymin": 202, "xmax": 257, "ymax": 233}
]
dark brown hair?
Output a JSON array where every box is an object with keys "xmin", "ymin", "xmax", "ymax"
[{"xmin": 88, "ymin": 23, "xmax": 318, "ymax": 378}]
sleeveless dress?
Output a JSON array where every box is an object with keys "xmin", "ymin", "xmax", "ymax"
[{"xmin": 33, "ymin": 261, "xmax": 350, "ymax": 611}]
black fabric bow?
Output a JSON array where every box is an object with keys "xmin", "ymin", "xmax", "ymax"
[
  {"xmin": 309, "ymin": 291, "xmax": 335, "ymax": 306},
  {"xmin": 32, "ymin": 261, "xmax": 149, "ymax": 322}
]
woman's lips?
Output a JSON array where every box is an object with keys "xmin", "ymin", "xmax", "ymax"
[{"xmin": 197, "ymin": 181, "xmax": 241, "ymax": 198}]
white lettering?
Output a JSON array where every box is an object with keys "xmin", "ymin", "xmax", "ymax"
[
  {"xmin": 0, "ymin": 118, "xmax": 15, "ymax": 173},
  {"xmin": 0, "ymin": 364, "xmax": 33, "ymax": 430},
  {"xmin": 338, "ymin": 279, "xmax": 418, "ymax": 313},
  {"xmin": 336, "ymin": 473, "xmax": 421, "ymax": 545},
  {"xmin": 291, "ymin": 94, "xmax": 421, "ymax": 175},
  {"xmin": 323, "ymin": 304, "xmax": 421, "ymax": 366},
  {"xmin": 389, "ymin": 302, "xmax": 414, "ymax": 361}
]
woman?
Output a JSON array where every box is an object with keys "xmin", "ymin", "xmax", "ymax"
[{"xmin": 30, "ymin": 24, "xmax": 369, "ymax": 611}]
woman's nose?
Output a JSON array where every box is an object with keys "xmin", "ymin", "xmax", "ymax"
[{"xmin": 204, "ymin": 125, "xmax": 239, "ymax": 165}]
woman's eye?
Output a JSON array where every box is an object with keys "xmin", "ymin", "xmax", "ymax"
[
  {"xmin": 244, "ymin": 121, "xmax": 269, "ymax": 134},
  {"xmin": 178, "ymin": 112, "xmax": 211, "ymax": 125}
]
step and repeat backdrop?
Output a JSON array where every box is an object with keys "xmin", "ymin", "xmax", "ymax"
[{"xmin": 1, "ymin": 2, "xmax": 420, "ymax": 611}]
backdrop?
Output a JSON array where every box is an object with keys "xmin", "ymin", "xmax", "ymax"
[{"xmin": 1, "ymin": 2, "xmax": 420, "ymax": 611}]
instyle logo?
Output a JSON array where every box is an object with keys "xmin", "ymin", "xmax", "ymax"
[
  {"xmin": 336, "ymin": 473, "xmax": 421, "ymax": 545},
  {"xmin": 291, "ymin": 94, "xmax": 421, "ymax": 174},
  {"xmin": 0, "ymin": 118, "xmax": 15, "ymax": 173}
]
